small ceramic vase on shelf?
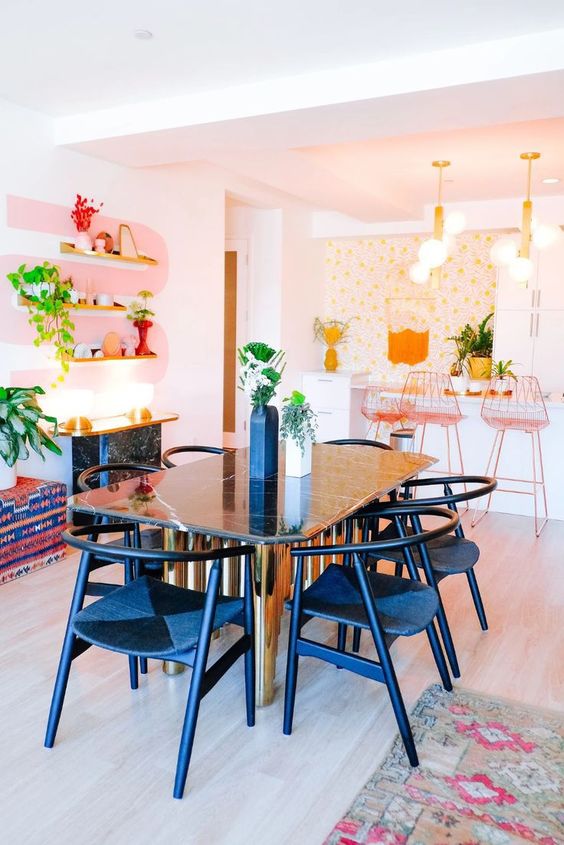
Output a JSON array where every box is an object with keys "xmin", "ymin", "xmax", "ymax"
[
  {"xmin": 75, "ymin": 231, "xmax": 92, "ymax": 251},
  {"xmin": 133, "ymin": 319, "xmax": 154, "ymax": 356},
  {"xmin": 324, "ymin": 346, "xmax": 338, "ymax": 372}
]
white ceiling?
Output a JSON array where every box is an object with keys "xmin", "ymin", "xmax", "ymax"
[
  {"xmin": 3, "ymin": 1, "xmax": 564, "ymax": 221},
  {"xmin": 3, "ymin": 0, "xmax": 564, "ymax": 116}
]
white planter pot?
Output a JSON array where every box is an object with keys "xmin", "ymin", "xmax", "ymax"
[
  {"xmin": 75, "ymin": 231, "xmax": 92, "ymax": 251},
  {"xmin": 450, "ymin": 373, "xmax": 469, "ymax": 393},
  {"xmin": 285, "ymin": 436, "xmax": 312, "ymax": 478},
  {"xmin": 0, "ymin": 461, "xmax": 17, "ymax": 491}
]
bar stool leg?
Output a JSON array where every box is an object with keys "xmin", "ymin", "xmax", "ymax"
[
  {"xmin": 532, "ymin": 431, "xmax": 549, "ymax": 536},
  {"xmin": 471, "ymin": 429, "xmax": 503, "ymax": 527},
  {"xmin": 445, "ymin": 424, "xmax": 452, "ymax": 475}
]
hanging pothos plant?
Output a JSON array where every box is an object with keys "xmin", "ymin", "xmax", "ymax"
[{"xmin": 7, "ymin": 262, "xmax": 76, "ymax": 386}]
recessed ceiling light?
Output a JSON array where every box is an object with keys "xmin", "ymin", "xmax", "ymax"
[
  {"xmin": 134, "ymin": 29, "xmax": 153, "ymax": 40},
  {"xmin": 542, "ymin": 177, "xmax": 560, "ymax": 184}
]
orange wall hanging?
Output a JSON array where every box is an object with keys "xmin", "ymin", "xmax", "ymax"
[{"xmin": 388, "ymin": 328, "xmax": 429, "ymax": 366}]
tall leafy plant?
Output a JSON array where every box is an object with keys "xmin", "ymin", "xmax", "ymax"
[
  {"xmin": 0, "ymin": 386, "xmax": 62, "ymax": 467},
  {"xmin": 238, "ymin": 341, "xmax": 285, "ymax": 408},
  {"xmin": 7, "ymin": 262, "xmax": 75, "ymax": 385},
  {"xmin": 280, "ymin": 391, "xmax": 318, "ymax": 455}
]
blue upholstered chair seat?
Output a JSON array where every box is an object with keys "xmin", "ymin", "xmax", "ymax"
[
  {"xmin": 374, "ymin": 523, "xmax": 479, "ymax": 573},
  {"xmin": 73, "ymin": 575, "xmax": 244, "ymax": 659},
  {"xmin": 285, "ymin": 564, "xmax": 439, "ymax": 637}
]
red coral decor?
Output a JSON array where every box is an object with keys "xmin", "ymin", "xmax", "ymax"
[{"xmin": 71, "ymin": 194, "xmax": 103, "ymax": 233}]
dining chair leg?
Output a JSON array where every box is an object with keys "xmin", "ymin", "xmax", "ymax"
[
  {"xmin": 243, "ymin": 554, "xmax": 256, "ymax": 728},
  {"xmin": 466, "ymin": 569, "xmax": 488, "ymax": 631},
  {"xmin": 173, "ymin": 564, "xmax": 222, "ymax": 800},
  {"xmin": 124, "ymin": 559, "xmax": 139, "ymax": 691},
  {"xmin": 354, "ymin": 558, "xmax": 418, "ymax": 766},
  {"xmin": 351, "ymin": 626, "xmax": 362, "ymax": 653},
  {"xmin": 337, "ymin": 623, "xmax": 348, "ymax": 652},
  {"xmin": 45, "ymin": 552, "xmax": 92, "ymax": 748},
  {"xmin": 283, "ymin": 555, "xmax": 304, "ymax": 736},
  {"xmin": 425, "ymin": 621, "xmax": 452, "ymax": 691},
  {"xmin": 433, "ymin": 591, "xmax": 461, "ymax": 678}
]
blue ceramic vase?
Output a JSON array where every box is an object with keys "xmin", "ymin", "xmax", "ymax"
[{"xmin": 250, "ymin": 405, "xmax": 279, "ymax": 478}]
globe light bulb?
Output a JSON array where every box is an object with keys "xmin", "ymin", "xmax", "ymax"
[
  {"xmin": 532, "ymin": 222, "xmax": 564, "ymax": 250},
  {"xmin": 508, "ymin": 256, "xmax": 534, "ymax": 284},
  {"xmin": 490, "ymin": 237, "xmax": 518, "ymax": 267},
  {"xmin": 418, "ymin": 238, "xmax": 447, "ymax": 269},
  {"xmin": 409, "ymin": 262, "xmax": 430, "ymax": 285},
  {"xmin": 444, "ymin": 211, "xmax": 466, "ymax": 235}
]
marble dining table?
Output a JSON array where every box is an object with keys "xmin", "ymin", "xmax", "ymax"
[{"xmin": 68, "ymin": 443, "xmax": 436, "ymax": 706}]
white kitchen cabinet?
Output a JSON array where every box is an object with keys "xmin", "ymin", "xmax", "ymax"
[
  {"xmin": 493, "ymin": 309, "xmax": 535, "ymax": 373},
  {"xmin": 536, "ymin": 239, "xmax": 564, "ymax": 309},
  {"xmin": 495, "ymin": 235, "xmax": 538, "ymax": 311},
  {"xmin": 531, "ymin": 311, "xmax": 564, "ymax": 393},
  {"xmin": 301, "ymin": 371, "xmax": 368, "ymax": 442}
]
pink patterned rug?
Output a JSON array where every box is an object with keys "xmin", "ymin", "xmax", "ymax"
[{"xmin": 324, "ymin": 685, "xmax": 563, "ymax": 845}]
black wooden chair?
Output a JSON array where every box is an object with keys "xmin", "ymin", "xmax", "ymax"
[
  {"xmin": 356, "ymin": 476, "xmax": 497, "ymax": 677},
  {"xmin": 162, "ymin": 445, "xmax": 226, "ymax": 468},
  {"xmin": 44, "ymin": 523, "xmax": 255, "ymax": 800},
  {"xmin": 283, "ymin": 504, "xmax": 458, "ymax": 767},
  {"xmin": 324, "ymin": 438, "xmax": 392, "ymax": 450}
]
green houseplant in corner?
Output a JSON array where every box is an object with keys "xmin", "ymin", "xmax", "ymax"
[
  {"xmin": 280, "ymin": 390, "xmax": 318, "ymax": 477},
  {"xmin": 0, "ymin": 386, "xmax": 62, "ymax": 490},
  {"xmin": 127, "ymin": 289, "xmax": 155, "ymax": 356},
  {"xmin": 7, "ymin": 262, "xmax": 76, "ymax": 386}
]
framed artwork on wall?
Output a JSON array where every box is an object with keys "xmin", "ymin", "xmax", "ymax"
[{"xmin": 119, "ymin": 224, "xmax": 138, "ymax": 258}]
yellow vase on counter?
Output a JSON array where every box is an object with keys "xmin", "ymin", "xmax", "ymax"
[
  {"xmin": 324, "ymin": 347, "xmax": 338, "ymax": 372},
  {"xmin": 468, "ymin": 356, "xmax": 492, "ymax": 380}
]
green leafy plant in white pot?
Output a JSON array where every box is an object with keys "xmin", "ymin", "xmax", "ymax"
[
  {"xmin": 0, "ymin": 386, "xmax": 62, "ymax": 490},
  {"xmin": 280, "ymin": 390, "xmax": 318, "ymax": 477}
]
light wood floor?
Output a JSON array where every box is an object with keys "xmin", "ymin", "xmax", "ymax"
[{"xmin": 1, "ymin": 513, "xmax": 562, "ymax": 845}]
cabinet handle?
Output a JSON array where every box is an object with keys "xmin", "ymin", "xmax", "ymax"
[
  {"xmin": 537, "ymin": 289, "xmax": 541, "ymax": 308},
  {"xmin": 536, "ymin": 314, "xmax": 540, "ymax": 337},
  {"xmin": 531, "ymin": 289, "xmax": 535, "ymax": 308},
  {"xmin": 529, "ymin": 313, "xmax": 534, "ymax": 337},
  {"xmin": 317, "ymin": 378, "xmax": 333, "ymax": 383},
  {"xmin": 317, "ymin": 410, "xmax": 332, "ymax": 415}
]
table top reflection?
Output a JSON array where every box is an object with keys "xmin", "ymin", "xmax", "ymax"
[{"xmin": 68, "ymin": 444, "xmax": 436, "ymax": 544}]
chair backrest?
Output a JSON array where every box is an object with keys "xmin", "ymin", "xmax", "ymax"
[
  {"xmin": 77, "ymin": 462, "xmax": 161, "ymax": 493},
  {"xmin": 64, "ymin": 522, "xmax": 254, "ymax": 569},
  {"xmin": 324, "ymin": 438, "xmax": 392, "ymax": 450},
  {"xmin": 290, "ymin": 504, "xmax": 459, "ymax": 562},
  {"xmin": 399, "ymin": 371, "xmax": 462, "ymax": 424},
  {"xmin": 162, "ymin": 445, "xmax": 226, "ymax": 468},
  {"xmin": 360, "ymin": 386, "xmax": 402, "ymax": 423},
  {"xmin": 481, "ymin": 375, "xmax": 549, "ymax": 432}
]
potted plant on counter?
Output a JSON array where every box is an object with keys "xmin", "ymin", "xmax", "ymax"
[
  {"xmin": 238, "ymin": 341, "xmax": 285, "ymax": 478},
  {"xmin": 446, "ymin": 323, "xmax": 474, "ymax": 392},
  {"xmin": 489, "ymin": 360, "xmax": 517, "ymax": 396},
  {"xmin": 467, "ymin": 312, "xmax": 494, "ymax": 380},
  {"xmin": 280, "ymin": 390, "xmax": 318, "ymax": 477},
  {"xmin": 127, "ymin": 290, "xmax": 155, "ymax": 356},
  {"xmin": 0, "ymin": 386, "xmax": 62, "ymax": 490}
]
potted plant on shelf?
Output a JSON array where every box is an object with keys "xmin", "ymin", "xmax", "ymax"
[
  {"xmin": 446, "ymin": 323, "xmax": 474, "ymax": 392},
  {"xmin": 127, "ymin": 290, "xmax": 155, "ymax": 356},
  {"xmin": 467, "ymin": 312, "xmax": 494, "ymax": 380},
  {"xmin": 313, "ymin": 317, "xmax": 352, "ymax": 372},
  {"xmin": 7, "ymin": 262, "xmax": 76, "ymax": 386},
  {"xmin": 238, "ymin": 341, "xmax": 285, "ymax": 478},
  {"xmin": 280, "ymin": 390, "xmax": 318, "ymax": 477},
  {"xmin": 489, "ymin": 360, "xmax": 517, "ymax": 396},
  {"xmin": 0, "ymin": 386, "xmax": 62, "ymax": 490},
  {"xmin": 71, "ymin": 194, "xmax": 103, "ymax": 252}
]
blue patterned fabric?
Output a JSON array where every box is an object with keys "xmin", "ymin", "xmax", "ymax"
[
  {"xmin": 286, "ymin": 564, "xmax": 439, "ymax": 636},
  {"xmin": 73, "ymin": 576, "xmax": 243, "ymax": 658}
]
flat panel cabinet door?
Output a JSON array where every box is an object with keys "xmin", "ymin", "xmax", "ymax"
[
  {"xmin": 532, "ymin": 311, "xmax": 564, "ymax": 393},
  {"xmin": 537, "ymin": 240, "xmax": 564, "ymax": 309},
  {"xmin": 493, "ymin": 309, "xmax": 534, "ymax": 373},
  {"xmin": 302, "ymin": 373, "xmax": 350, "ymax": 410},
  {"xmin": 495, "ymin": 236, "xmax": 537, "ymax": 311},
  {"xmin": 314, "ymin": 408, "xmax": 349, "ymax": 441}
]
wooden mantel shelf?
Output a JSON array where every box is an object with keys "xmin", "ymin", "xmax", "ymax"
[
  {"xmin": 69, "ymin": 354, "xmax": 158, "ymax": 363},
  {"xmin": 60, "ymin": 241, "xmax": 158, "ymax": 266}
]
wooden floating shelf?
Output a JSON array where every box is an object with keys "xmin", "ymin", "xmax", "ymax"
[
  {"xmin": 60, "ymin": 241, "xmax": 158, "ymax": 266},
  {"xmin": 70, "ymin": 354, "xmax": 158, "ymax": 363},
  {"xmin": 18, "ymin": 296, "xmax": 126, "ymax": 312}
]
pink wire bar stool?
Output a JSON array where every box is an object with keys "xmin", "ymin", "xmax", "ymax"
[
  {"xmin": 360, "ymin": 386, "xmax": 404, "ymax": 442},
  {"xmin": 399, "ymin": 372, "xmax": 465, "ymax": 475},
  {"xmin": 471, "ymin": 375, "xmax": 549, "ymax": 536}
]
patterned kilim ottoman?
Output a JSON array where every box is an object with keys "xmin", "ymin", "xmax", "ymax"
[{"xmin": 0, "ymin": 477, "xmax": 66, "ymax": 584}]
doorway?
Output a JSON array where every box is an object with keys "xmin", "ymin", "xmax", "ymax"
[{"xmin": 223, "ymin": 240, "xmax": 248, "ymax": 448}]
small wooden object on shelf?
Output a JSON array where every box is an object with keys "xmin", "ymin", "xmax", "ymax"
[{"xmin": 60, "ymin": 241, "xmax": 157, "ymax": 266}]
